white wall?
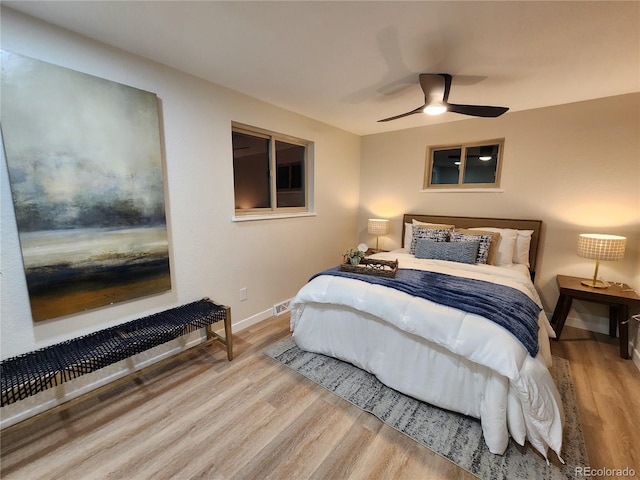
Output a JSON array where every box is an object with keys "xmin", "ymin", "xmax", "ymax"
[
  {"xmin": 0, "ymin": 8, "xmax": 361, "ymax": 423},
  {"xmin": 359, "ymin": 94, "xmax": 640, "ymax": 347}
]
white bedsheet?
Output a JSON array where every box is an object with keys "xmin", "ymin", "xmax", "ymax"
[{"xmin": 290, "ymin": 250, "xmax": 564, "ymax": 460}]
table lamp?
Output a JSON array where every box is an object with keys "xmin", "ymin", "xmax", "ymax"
[
  {"xmin": 368, "ymin": 218, "xmax": 390, "ymax": 251},
  {"xmin": 577, "ymin": 233, "xmax": 626, "ymax": 288}
]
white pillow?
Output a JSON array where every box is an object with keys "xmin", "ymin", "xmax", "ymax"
[
  {"xmin": 514, "ymin": 230, "xmax": 534, "ymax": 267},
  {"xmin": 470, "ymin": 227, "xmax": 517, "ymax": 266},
  {"xmin": 404, "ymin": 223, "xmax": 413, "ymax": 249}
]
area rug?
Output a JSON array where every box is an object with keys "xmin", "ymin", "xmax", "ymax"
[{"xmin": 265, "ymin": 336, "xmax": 589, "ymax": 480}]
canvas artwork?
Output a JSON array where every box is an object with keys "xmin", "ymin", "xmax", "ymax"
[{"xmin": 1, "ymin": 50, "xmax": 171, "ymax": 321}]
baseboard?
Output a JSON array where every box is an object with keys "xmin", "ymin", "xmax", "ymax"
[
  {"xmin": 563, "ymin": 315, "xmax": 610, "ymax": 335},
  {"xmin": 210, "ymin": 305, "xmax": 275, "ymax": 337},
  {"xmin": 0, "ymin": 305, "xmax": 279, "ymax": 430}
]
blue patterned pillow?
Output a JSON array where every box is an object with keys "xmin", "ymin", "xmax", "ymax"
[
  {"xmin": 449, "ymin": 229, "xmax": 500, "ymax": 264},
  {"xmin": 415, "ymin": 239, "xmax": 480, "ymax": 264},
  {"xmin": 409, "ymin": 226, "xmax": 451, "ymax": 254}
]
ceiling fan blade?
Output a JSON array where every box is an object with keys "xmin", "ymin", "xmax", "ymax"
[
  {"xmin": 419, "ymin": 73, "xmax": 446, "ymax": 104},
  {"xmin": 377, "ymin": 105, "xmax": 424, "ymax": 122},
  {"xmin": 439, "ymin": 73, "xmax": 453, "ymax": 103},
  {"xmin": 447, "ymin": 103, "xmax": 509, "ymax": 117}
]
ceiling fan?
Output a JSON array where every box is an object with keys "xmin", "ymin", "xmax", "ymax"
[{"xmin": 378, "ymin": 73, "xmax": 508, "ymax": 122}]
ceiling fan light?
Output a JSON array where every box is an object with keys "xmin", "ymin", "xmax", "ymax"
[
  {"xmin": 423, "ymin": 104, "xmax": 447, "ymax": 116},
  {"xmin": 378, "ymin": 73, "xmax": 509, "ymax": 123}
]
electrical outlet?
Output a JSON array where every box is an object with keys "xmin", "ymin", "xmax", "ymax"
[{"xmin": 239, "ymin": 287, "xmax": 247, "ymax": 301}]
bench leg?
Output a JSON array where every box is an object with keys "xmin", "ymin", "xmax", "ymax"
[
  {"xmin": 205, "ymin": 306, "xmax": 234, "ymax": 361},
  {"xmin": 223, "ymin": 306, "xmax": 233, "ymax": 361}
]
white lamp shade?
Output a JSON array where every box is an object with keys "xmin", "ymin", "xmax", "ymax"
[
  {"xmin": 368, "ymin": 218, "xmax": 390, "ymax": 235},
  {"xmin": 577, "ymin": 234, "xmax": 626, "ymax": 261}
]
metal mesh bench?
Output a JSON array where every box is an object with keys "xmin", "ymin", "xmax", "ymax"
[{"xmin": 1, "ymin": 298, "xmax": 232, "ymax": 407}]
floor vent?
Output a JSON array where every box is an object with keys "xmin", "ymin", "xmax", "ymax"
[{"xmin": 273, "ymin": 300, "xmax": 291, "ymax": 316}]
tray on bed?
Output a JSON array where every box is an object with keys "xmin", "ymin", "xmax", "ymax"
[{"xmin": 340, "ymin": 258, "xmax": 398, "ymax": 278}]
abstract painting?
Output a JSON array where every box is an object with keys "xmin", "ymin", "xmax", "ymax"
[{"xmin": 1, "ymin": 50, "xmax": 171, "ymax": 321}]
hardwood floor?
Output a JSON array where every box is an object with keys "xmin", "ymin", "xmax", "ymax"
[{"xmin": 1, "ymin": 315, "xmax": 639, "ymax": 479}]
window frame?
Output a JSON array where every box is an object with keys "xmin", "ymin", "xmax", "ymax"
[
  {"xmin": 232, "ymin": 122, "xmax": 312, "ymax": 218},
  {"xmin": 424, "ymin": 138, "xmax": 505, "ymax": 189}
]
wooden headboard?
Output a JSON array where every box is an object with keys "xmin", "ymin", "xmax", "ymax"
[{"xmin": 401, "ymin": 214, "xmax": 543, "ymax": 278}]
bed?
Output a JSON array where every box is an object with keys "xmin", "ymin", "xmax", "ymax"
[{"xmin": 290, "ymin": 214, "xmax": 564, "ymax": 461}]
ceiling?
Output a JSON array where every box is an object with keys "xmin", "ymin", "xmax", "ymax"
[{"xmin": 3, "ymin": 1, "xmax": 639, "ymax": 136}]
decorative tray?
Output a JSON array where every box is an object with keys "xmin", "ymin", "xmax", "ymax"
[{"xmin": 340, "ymin": 258, "xmax": 398, "ymax": 278}]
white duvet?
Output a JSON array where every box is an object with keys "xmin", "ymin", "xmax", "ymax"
[{"xmin": 290, "ymin": 250, "xmax": 564, "ymax": 460}]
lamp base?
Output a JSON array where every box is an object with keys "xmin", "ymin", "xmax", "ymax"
[{"xmin": 580, "ymin": 279, "xmax": 608, "ymax": 289}]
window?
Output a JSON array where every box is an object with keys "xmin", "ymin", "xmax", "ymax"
[
  {"xmin": 232, "ymin": 123, "xmax": 312, "ymax": 217},
  {"xmin": 425, "ymin": 139, "xmax": 504, "ymax": 189}
]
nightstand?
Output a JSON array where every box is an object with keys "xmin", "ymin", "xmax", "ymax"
[{"xmin": 551, "ymin": 275, "xmax": 640, "ymax": 359}]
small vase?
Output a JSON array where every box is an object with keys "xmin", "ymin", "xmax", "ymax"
[{"xmin": 349, "ymin": 256, "xmax": 361, "ymax": 266}]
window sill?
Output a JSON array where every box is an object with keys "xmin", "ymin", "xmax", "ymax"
[
  {"xmin": 232, "ymin": 212, "xmax": 317, "ymax": 222},
  {"xmin": 419, "ymin": 188, "xmax": 504, "ymax": 193}
]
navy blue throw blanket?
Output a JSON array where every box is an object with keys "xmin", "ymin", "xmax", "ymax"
[{"xmin": 311, "ymin": 267, "xmax": 541, "ymax": 357}]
